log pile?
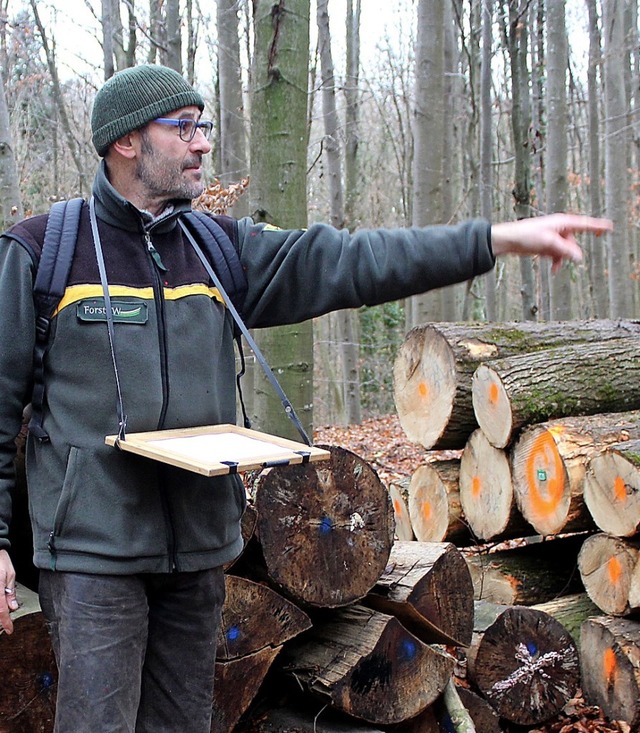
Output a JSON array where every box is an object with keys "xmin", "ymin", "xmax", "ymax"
[
  {"xmin": 391, "ymin": 318, "xmax": 640, "ymax": 729},
  {"xmin": 7, "ymin": 318, "xmax": 640, "ymax": 732}
]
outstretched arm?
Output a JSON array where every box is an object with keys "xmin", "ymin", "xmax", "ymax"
[{"xmin": 491, "ymin": 213, "xmax": 613, "ymax": 273}]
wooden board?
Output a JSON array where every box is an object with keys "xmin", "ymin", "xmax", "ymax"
[{"xmin": 105, "ymin": 424, "xmax": 330, "ymax": 476}]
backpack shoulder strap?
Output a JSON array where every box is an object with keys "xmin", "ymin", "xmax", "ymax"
[
  {"xmin": 30, "ymin": 197, "xmax": 84, "ymax": 441},
  {"xmin": 180, "ymin": 211, "xmax": 247, "ymax": 318}
]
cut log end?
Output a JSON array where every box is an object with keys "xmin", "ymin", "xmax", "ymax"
[
  {"xmin": 471, "ymin": 364, "xmax": 512, "ymax": 449},
  {"xmin": 585, "ymin": 448, "xmax": 640, "ymax": 537},
  {"xmin": 472, "ymin": 605, "xmax": 580, "ymax": 726},
  {"xmin": 511, "ymin": 425, "xmax": 571, "ymax": 536},
  {"xmin": 578, "ymin": 533, "xmax": 639, "ymax": 616},
  {"xmin": 459, "ymin": 429, "xmax": 518, "ymax": 541},
  {"xmin": 393, "ymin": 325, "xmax": 457, "ymax": 450},
  {"xmin": 255, "ymin": 445, "xmax": 394, "ymax": 608},
  {"xmin": 286, "ymin": 607, "xmax": 454, "ymax": 725},
  {"xmin": 580, "ymin": 615, "xmax": 640, "ymax": 729}
]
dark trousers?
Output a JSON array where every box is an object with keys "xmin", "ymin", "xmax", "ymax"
[{"xmin": 39, "ymin": 567, "xmax": 225, "ymax": 733}]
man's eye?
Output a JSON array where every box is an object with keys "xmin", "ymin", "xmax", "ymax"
[{"xmin": 180, "ymin": 120, "xmax": 196, "ymax": 136}]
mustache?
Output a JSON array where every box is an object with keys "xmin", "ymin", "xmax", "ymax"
[{"xmin": 183, "ymin": 156, "xmax": 203, "ymax": 169}]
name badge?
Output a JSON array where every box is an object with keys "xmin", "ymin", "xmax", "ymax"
[{"xmin": 77, "ymin": 299, "xmax": 148, "ymax": 324}]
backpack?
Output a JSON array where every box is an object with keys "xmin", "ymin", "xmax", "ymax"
[{"xmin": 27, "ymin": 198, "xmax": 249, "ymax": 441}]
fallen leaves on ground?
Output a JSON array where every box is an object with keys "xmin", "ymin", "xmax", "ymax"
[{"xmin": 314, "ymin": 413, "xmax": 456, "ymax": 486}]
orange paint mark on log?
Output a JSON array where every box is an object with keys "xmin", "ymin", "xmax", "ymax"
[
  {"xmin": 489, "ymin": 383, "xmax": 500, "ymax": 405},
  {"xmin": 614, "ymin": 476, "xmax": 627, "ymax": 502},
  {"xmin": 603, "ymin": 647, "xmax": 617, "ymax": 685},
  {"xmin": 525, "ymin": 431, "xmax": 565, "ymax": 519},
  {"xmin": 608, "ymin": 556, "xmax": 622, "ymax": 585},
  {"xmin": 422, "ymin": 502, "xmax": 432, "ymax": 522},
  {"xmin": 393, "ymin": 499, "xmax": 402, "ymax": 515},
  {"xmin": 472, "ymin": 476, "xmax": 482, "ymax": 499},
  {"xmin": 418, "ymin": 382, "xmax": 429, "ymax": 399}
]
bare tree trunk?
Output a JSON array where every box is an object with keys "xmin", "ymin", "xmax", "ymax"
[
  {"xmin": 408, "ymin": 0, "xmax": 446, "ymax": 327},
  {"xmin": 546, "ymin": 0, "xmax": 572, "ymax": 319},
  {"xmin": 250, "ymin": 0, "xmax": 313, "ymax": 440},
  {"xmin": 165, "ymin": 0, "xmax": 182, "ymax": 72},
  {"xmin": 316, "ymin": 0, "xmax": 360, "ymax": 425},
  {"xmin": 602, "ymin": 0, "xmax": 632, "ymax": 316},
  {"xmin": 217, "ymin": 0, "xmax": 249, "ymax": 214},
  {"xmin": 504, "ymin": 1, "xmax": 536, "ymax": 321},
  {"xmin": 30, "ymin": 0, "xmax": 87, "ymax": 196},
  {"xmin": 102, "ymin": 0, "xmax": 116, "ymax": 79},
  {"xmin": 148, "ymin": 0, "xmax": 163, "ymax": 64},
  {"xmin": 0, "ymin": 71, "xmax": 23, "ymax": 229},
  {"xmin": 186, "ymin": 0, "xmax": 197, "ymax": 85},
  {"xmin": 480, "ymin": 0, "xmax": 496, "ymax": 320},
  {"xmin": 585, "ymin": 0, "xmax": 608, "ymax": 317}
]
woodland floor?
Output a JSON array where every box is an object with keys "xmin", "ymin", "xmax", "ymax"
[{"xmin": 313, "ymin": 415, "xmax": 632, "ymax": 733}]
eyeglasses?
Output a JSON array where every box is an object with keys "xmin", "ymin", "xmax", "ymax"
[{"xmin": 153, "ymin": 117, "xmax": 214, "ymax": 142}]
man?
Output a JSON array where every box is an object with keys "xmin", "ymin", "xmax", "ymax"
[{"xmin": 0, "ymin": 64, "xmax": 611, "ymax": 732}]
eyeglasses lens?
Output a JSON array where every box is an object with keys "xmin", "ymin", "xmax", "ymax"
[{"xmin": 179, "ymin": 120, "xmax": 212, "ymax": 142}]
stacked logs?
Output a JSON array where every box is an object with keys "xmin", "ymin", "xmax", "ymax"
[
  {"xmin": 392, "ymin": 318, "xmax": 640, "ymax": 729},
  {"xmin": 3, "ymin": 441, "xmax": 585, "ymax": 733}
]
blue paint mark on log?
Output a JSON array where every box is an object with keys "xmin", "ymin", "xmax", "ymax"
[{"xmin": 319, "ymin": 517, "xmax": 334, "ymax": 534}]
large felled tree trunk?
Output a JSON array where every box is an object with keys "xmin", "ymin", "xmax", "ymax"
[
  {"xmin": 251, "ymin": 445, "xmax": 395, "ymax": 608},
  {"xmin": 466, "ymin": 534, "xmax": 586, "ymax": 607},
  {"xmin": 407, "ymin": 460, "xmax": 471, "ymax": 545},
  {"xmin": 212, "ymin": 575, "xmax": 311, "ymax": 733},
  {"xmin": 511, "ymin": 412, "xmax": 640, "ymax": 536},
  {"xmin": 580, "ymin": 615, "xmax": 640, "ymax": 728},
  {"xmin": 577, "ymin": 533, "xmax": 640, "ymax": 617},
  {"xmin": 393, "ymin": 320, "xmax": 640, "ymax": 450},
  {"xmin": 467, "ymin": 602, "xmax": 580, "ymax": 726},
  {"xmin": 472, "ymin": 337, "xmax": 640, "ymax": 449},
  {"xmin": 585, "ymin": 436, "xmax": 640, "ymax": 537},
  {"xmin": 459, "ymin": 428, "xmax": 529, "ymax": 542},
  {"xmin": 365, "ymin": 541, "xmax": 474, "ymax": 646},
  {"xmin": 282, "ymin": 604, "xmax": 454, "ymax": 725}
]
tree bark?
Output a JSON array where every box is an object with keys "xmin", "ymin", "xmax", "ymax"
[
  {"xmin": 602, "ymin": 0, "xmax": 632, "ymax": 316},
  {"xmin": 466, "ymin": 534, "xmax": 586, "ymax": 606},
  {"xmin": 580, "ymin": 615, "xmax": 640, "ymax": 729},
  {"xmin": 252, "ymin": 445, "xmax": 395, "ymax": 608},
  {"xmin": 467, "ymin": 602, "xmax": 580, "ymax": 726},
  {"xmin": 282, "ymin": 604, "xmax": 454, "ymax": 725},
  {"xmin": 546, "ymin": 0, "xmax": 572, "ymax": 319},
  {"xmin": 393, "ymin": 320, "xmax": 640, "ymax": 450},
  {"xmin": 217, "ymin": 0, "xmax": 249, "ymax": 217},
  {"xmin": 366, "ymin": 541, "xmax": 474, "ymax": 646},
  {"xmin": 459, "ymin": 429, "xmax": 528, "ymax": 542},
  {"xmin": 0, "ymin": 71, "xmax": 22, "ymax": 233},
  {"xmin": 585, "ymin": 436, "xmax": 640, "ymax": 537},
  {"xmin": 250, "ymin": 0, "xmax": 313, "ymax": 440},
  {"xmin": 532, "ymin": 592, "xmax": 601, "ymax": 649},
  {"xmin": 511, "ymin": 412, "xmax": 640, "ymax": 536},
  {"xmin": 585, "ymin": 0, "xmax": 608, "ymax": 317},
  {"xmin": 472, "ymin": 337, "xmax": 640, "ymax": 449},
  {"xmin": 408, "ymin": 0, "xmax": 446, "ymax": 326}
]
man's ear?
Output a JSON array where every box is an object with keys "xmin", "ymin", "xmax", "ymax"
[{"xmin": 111, "ymin": 131, "xmax": 139, "ymax": 160}]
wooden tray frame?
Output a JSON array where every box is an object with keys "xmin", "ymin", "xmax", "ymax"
[{"xmin": 105, "ymin": 424, "xmax": 330, "ymax": 477}]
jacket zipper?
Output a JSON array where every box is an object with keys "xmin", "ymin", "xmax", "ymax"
[{"xmin": 144, "ymin": 229, "xmax": 178, "ymax": 572}]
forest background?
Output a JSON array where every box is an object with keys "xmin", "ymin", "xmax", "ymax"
[{"xmin": 0, "ymin": 0, "xmax": 637, "ymax": 440}]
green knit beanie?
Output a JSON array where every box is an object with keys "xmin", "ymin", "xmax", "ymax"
[{"xmin": 91, "ymin": 65, "xmax": 205, "ymax": 156}]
